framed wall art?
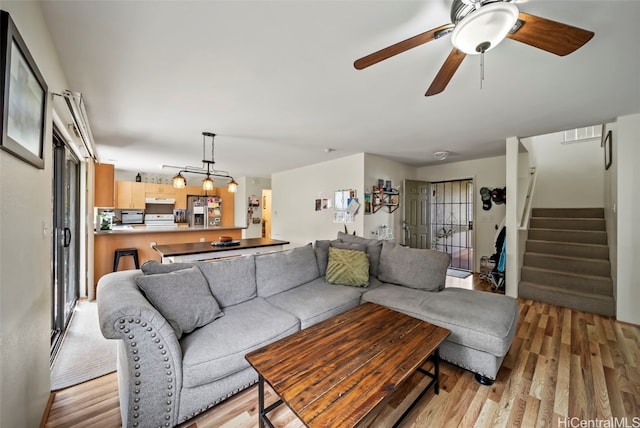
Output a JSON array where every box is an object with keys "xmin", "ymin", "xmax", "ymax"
[{"xmin": 1, "ymin": 11, "xmax": 48, "ymax": 169}]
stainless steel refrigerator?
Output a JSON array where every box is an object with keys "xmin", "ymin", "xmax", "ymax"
[{"xmin": 187, "ymin": 195, "xmax": 222, "ymax": 227}]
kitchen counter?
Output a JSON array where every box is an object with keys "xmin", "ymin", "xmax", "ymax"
[
  {"xmin": 95, "ymin": 224, "xmax": 246, "ymax": 235},
  {"xmin": 93, "ymin": 225, "xmax": 248, "ymax": 293},
  {"xmin": 154, "ymin": 238, "xmax": 289, "ymax": 263}
]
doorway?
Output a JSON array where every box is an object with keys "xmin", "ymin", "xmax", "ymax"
[
  {"xmin": 403, "ymin": 179, "xmax": 431, "ymax": 248},
  {"xmin": 430, "ymin": 179, "xmax": 474, "ymax": 271},
  {"xmin": 51, "ymin": 131, "xmax": 80, "ymax": 361}
]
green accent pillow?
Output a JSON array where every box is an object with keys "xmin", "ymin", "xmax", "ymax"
[{"xmin": 326, "ymin": 247, "xmax": 370, "ymax": 287}]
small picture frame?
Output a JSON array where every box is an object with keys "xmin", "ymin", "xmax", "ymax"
[
  {"xmin": 377, "ymin": 179, "xmax": 384, "ymax": 191},
  {"xmin": 1, "ymin": 11, "xmax": 48, "ymax": 169},
  {"xmin": 602, "ymin": 130, "xmax": 612, "ymax": 170},
  {"xmin": 364, "ymin": 193, "xmax": 371, "ymax": 215}
]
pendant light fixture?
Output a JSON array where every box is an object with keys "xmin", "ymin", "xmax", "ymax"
[{"xmin": 166, "ymin": 132, "xmax": 239, "ymax": 193}]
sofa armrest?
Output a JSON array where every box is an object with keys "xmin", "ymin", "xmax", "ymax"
[{"xmin": 97, "ymin": 270, "xmax": 183, "ymax": 427}]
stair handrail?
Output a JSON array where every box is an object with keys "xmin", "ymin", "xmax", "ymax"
[{"xmin": 519, "ymin": 167, "xmax": 537, "ymax": 229}]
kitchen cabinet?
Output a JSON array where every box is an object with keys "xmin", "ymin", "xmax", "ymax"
[
  {"xmin": 145, "ymin": 183, "xmax": 175, "ymax": 198},
  {"xmin": 216, "ymin": 187, "xmax": 235, "ymax": 226},
  {"xmin": 186, "ymin": 185, "xmax": 205, "ymax": 196},
  {"xmin": 94, "ymin": 162, "xmax": 115, "ymax": 207},
  {"xmin": 372, "ymin": 189, "xmax": 400, "ymax": 213},
  {"xmin": 175, "ymin": 186, "xmax": 187, "ymax": 209},
  {"xmin": 116, "ymin": 181, "xmax": 146, "ymax": 209}
]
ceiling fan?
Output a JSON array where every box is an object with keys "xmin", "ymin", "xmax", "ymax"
[{"xmin": 354, "ymin": 0, "xmax": 594, "ymax": 96}]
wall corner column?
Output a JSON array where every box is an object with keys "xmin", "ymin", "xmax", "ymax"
[{"xmin": 505, "ymin": 137, "xmax": 520, "ymax": 298}]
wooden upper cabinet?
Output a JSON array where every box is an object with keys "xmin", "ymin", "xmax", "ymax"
[
  {"xmin": 145, "ymin": 183, "xmax": 175, "ymax": 197},
  {"xmin": 94, "ymin": 163, "xmax": 115, "ymax": 207},
  {"xmin": 174, "ymin": 186, "xmax": 187, "ymax": 210},
  {"xmin": 116, "ymin": 181, "xmax": 145, "ymax": 209},
  {"xmin": 216, "ymin": 188, "xmax": 235, "ymax": 226}
]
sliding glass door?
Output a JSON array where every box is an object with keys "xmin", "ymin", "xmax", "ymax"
[{"xmin": 51, "ymin": 131, "xmax": 80, "ymax": 360}]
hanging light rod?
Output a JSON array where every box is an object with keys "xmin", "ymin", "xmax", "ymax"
[{"xmin": 162, "ymin": 132, "xmax": 239, "ymax": 193}]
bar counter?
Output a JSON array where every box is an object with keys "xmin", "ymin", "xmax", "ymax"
[
  {"xmin": 93, "ymin": 225, "xmax": 246, "ymax": 293},
  {"xmin": 154, "ymin": 238, "xmax": 289, "ymax": 263}
]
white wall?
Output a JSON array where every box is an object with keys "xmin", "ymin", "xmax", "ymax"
[
  {"xmin": 615, "ymin": 113, "xmax": 640, "ymax": 325},
  {"xmin": 271, "ymin": 154, "xmax": 364, "ymax": 248},
  {"xmin": 523, "ymin": 131, "xmax": 605, "ymax": 208},
  {"xmin": 0, "ymin": 2, "xmax": 71, "ymax": 426},
  {"xmin": 603, "ymin": 122, "xmax": 618, "ymax": 306},
  {"xmin": 363, "ymin": 154, "xmax": 415, "ymax": 241},
  {"xmin": 416, "ymin": 156, "xmax": 507, "ymax": 273}
]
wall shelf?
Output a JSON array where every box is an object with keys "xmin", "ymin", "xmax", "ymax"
[{"xmin": 372, "ymin": 189, "xmax": 400, "ymax": 213}]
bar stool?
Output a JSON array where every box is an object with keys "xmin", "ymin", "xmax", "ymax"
[{"xmin": 113, "ymin": 248, "xmax": 140, "ymax": 272}]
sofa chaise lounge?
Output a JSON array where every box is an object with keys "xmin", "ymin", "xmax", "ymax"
[{"xmin": 97, "ymin": 232, "xmax": 518, "ymax": 427}]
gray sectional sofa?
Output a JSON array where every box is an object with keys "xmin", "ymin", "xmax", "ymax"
[{"xmin": 97, "ymin": 232, "xmax": 518, "ymax": 427}]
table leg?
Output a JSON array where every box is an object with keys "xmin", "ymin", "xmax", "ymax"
[
  {"xmin": 434, "ymin": 348, "xmax": 440, "ymax": 395},
  {"xmin": 258, "ymin": 375, "xmax": 265, "ymax": 428}
]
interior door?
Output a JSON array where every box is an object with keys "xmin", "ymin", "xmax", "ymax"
[
  {"xmin": 403, "ymin": 180, "xmax": 430, "ymax": 248},
  {"xmin": 51, "ymin": 132, "xmax": 80, "ymax": 360}
]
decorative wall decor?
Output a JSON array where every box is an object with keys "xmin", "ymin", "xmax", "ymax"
[
  {"xmin": 1, "ymin": 11, "xmax": 48, "ymax": 169},
  {"xmin": 333, "ymin": 189, "xmax": 357, "ymax": 223}
]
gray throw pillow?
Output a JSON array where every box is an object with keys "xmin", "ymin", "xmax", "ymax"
[
  {"xmin": 136, "ymin": 266, "xmax": 224, "ymax": 339},
  {"xmin": 255, "ymin": 243, "xmax": 320, "ymax": 297},
  {"xmin": 337, "ymin": 231, "xmax": 384, "ymax": 277},
  {"xmin": 141, "ymin": 260, "xmax": 193, "ymax": 275},
  {"xmin": 314, "ymin": 240, "xmax": 331, "ymax": 276},
  {"xmin": 196, "ymin": 255, "xmax": 257, "ymax": 307},
  {"xmin": 377, "ymin": 241, "xmax": 450, "ymax": 291}
]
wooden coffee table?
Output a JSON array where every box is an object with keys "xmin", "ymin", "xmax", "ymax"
[{"xmin": 245, "ymin": 302, "xmax": 450, "ymax": 427}]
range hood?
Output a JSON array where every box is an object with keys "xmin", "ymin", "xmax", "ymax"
[{"xmin": 145, "ymin": 197, "xmax": 176, "ymax": 205}]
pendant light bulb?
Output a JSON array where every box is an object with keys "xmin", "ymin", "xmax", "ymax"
[
  {"xmin": 227, "ymin": 178, "xmax": 238, "ymax": 193},
  {"xmin": 173, "ymin": 172, "xmax": 186, "ymax": 188},
  {"xmin": 202, "ymin": 175, "xmax": 215, "ymax": 191}
]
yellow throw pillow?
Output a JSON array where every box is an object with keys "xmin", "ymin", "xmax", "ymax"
[{"xmin": 326, "ymin": 247, "xmax": 369, "ymax": 287}]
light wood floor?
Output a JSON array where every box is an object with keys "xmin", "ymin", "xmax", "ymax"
[{"xmin": 43, "ymin": 275, "xmax": 639, "ymax": 427}]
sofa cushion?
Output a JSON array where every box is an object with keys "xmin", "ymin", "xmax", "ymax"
[
  {"xmin": 256, "ymin": 244, "xmax": 320, "ymax": 298},
  {"xmin": 362, "ymin": 284, "xmax": 518, "ymax": 357},
  {"xmin": 337, "ymin": 232, "xmax": 383, "ymax": 277},
  {"xmin": 141, "ymin": 260, "xmax": 193, "ymax": 275},
  {"xmin": 196, "ymin": 255, "xmax": 257, "ymax": 308},
  {"xmin": 314, "ymin": 240, "xmax": 368, "ymax": 276},
  {"xmin": 266, "ymin": 277, "xmax": 362, "ymax": 328},
  {"xmin": 314, "ymin": 240, "xmax": 331, "ymax": 276},
  {"xmin": 180, "ymin": 298, "xmax": 299, "ymax": 388},
  {"xmin": 135, "ymin": 267, "xmax": 223, "ymax": 339},
  {"xmin": 377, "ymin": 241, "xmax": 449, "ymax": 291},
  {"xmin": 326, "ymin": 247, "xmax": 369, "ymax": 287}
]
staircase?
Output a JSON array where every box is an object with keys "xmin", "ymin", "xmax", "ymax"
[{"xmin": 519, "ymin": 208, "xmax": 615, "ymax": 317}]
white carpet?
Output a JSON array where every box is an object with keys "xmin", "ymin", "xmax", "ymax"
[{"xmin": 50, "ymin": 300, "xmax": 117, "ymax": 391}]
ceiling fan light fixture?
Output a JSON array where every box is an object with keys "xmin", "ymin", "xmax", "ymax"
[{"xmin": 451, "ymin": 2, "xmax": 519, "ymax": 55}]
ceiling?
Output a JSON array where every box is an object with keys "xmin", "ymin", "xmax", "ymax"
[{"xmin": 39, "ymin": 0, "xmax": 640, "ymax": 179}]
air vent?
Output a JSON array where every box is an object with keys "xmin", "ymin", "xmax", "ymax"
[{"xmin": 561, "ymin": 125, "xmax": 603, "ymax": 145}]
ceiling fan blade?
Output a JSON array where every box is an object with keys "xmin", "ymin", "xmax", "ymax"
[
  {"xmin": 354, "ymin": 23, "xmax": 454, "ymax": 70},
  {"xmin": 425, "ymin": 48, "xmax": 466, "ymax": 96},
  {"xmin": 507, "ymin": 12, "xmax": 594, "ymax": 56}
]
